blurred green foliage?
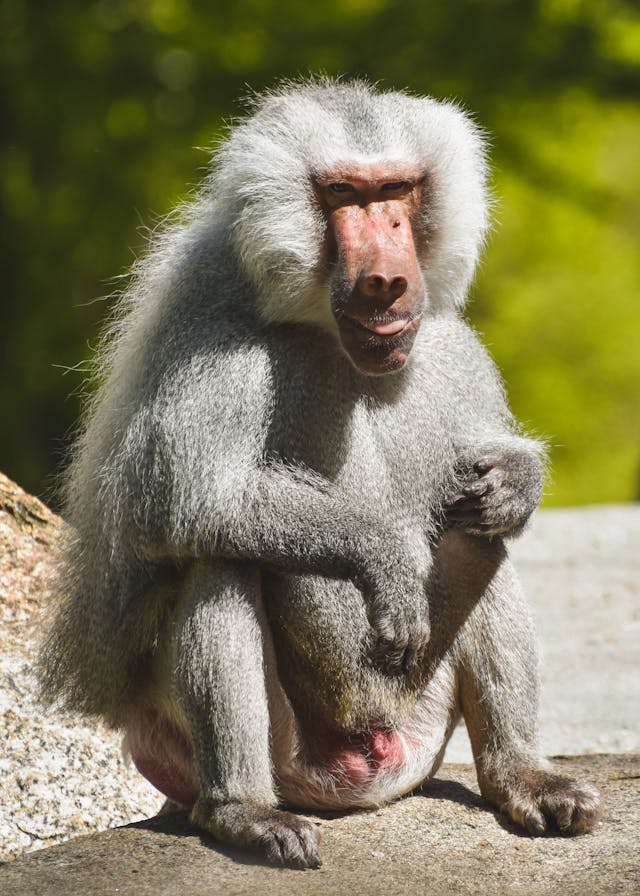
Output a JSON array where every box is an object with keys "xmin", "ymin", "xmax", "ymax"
[{"xmin": 1, "ymin": 0, "xmax": 639, "ymax": 507}]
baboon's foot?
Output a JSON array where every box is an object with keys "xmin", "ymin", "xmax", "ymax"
[
  {"xmin": 496, "ymin": 768, "xmax": 601, "ymax": 836},
  {"xmin": 191, "ymin": 797, "xmax": 322, "ymax": 869}
]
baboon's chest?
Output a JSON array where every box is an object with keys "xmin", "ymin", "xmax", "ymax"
[{"xmin": 267, "ymin": 384, "xmax": 449, "ymax": 520}]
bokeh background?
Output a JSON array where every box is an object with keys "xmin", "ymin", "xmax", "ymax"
[{"xmin": 2, "ymin": 0, "xmax": 639, "ymax": 509}]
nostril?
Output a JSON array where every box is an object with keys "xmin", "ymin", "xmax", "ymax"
[
  {"xmin": 390, "ymin": 276, "xmax": 408, "ymax": 299},
  {"xmin": 361, "ymin": 274, "xmax": 389, "ymax": 297}
]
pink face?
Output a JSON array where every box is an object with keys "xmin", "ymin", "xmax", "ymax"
[{"xmin": 315, "ymin": 163, "xmax": 427, "ymax": 376}]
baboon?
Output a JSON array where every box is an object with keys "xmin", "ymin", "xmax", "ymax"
[{"xmin": 39, "ymin": 78, "xmax": 600, "ymax": 869}]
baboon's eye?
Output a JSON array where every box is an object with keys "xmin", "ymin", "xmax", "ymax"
[
  {"xmin": 328, "ymin": 182, "xmax": 355, "ymax": 193},
  {"xmin": 381, "ymin": 181, "xmax": 411, "ymax": 193}
]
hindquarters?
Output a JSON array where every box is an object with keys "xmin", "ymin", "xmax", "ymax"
[{"xmin": 263, "ymin": 568, "xmax": 460, "ymax": 809}]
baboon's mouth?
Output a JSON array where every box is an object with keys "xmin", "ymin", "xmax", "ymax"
[
  {"xmin": 348, "ymin": 316, "xmax": 411, "ymax": 337},
  {"xmin": 343, "ymin": 313, "xmax": 421, "ymax": 343},
  {"xmin": 337, "ymin": 313, "xmax": 422, "ymax": 375}
]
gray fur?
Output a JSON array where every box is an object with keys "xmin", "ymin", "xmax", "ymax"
[{"xmin": 39, "ymin": 78, "xmax": 599, "ymax": 868}]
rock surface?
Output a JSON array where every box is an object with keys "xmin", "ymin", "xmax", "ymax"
[
  {"xmin": 1, "ymin": 755, "xmax": 637, "ymax": 896},
  {"xmin": 0, "ymin": 473, "xmax": 638, "ymax": 892},
  {"xmin": 448, "ymin": 503, "xmax": 640, "ymax": 761}
]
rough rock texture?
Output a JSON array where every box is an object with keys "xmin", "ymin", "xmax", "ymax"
[
  {"xmin": 0, "ymin": 473, "xmax": 161, "ymax": 862},
  {"xmin": 0, "ymin": 471, "xmax": 63, "ymax": 642},
  {"xmin": 1, "ymin": 472, "xmax": 638, "ymax": 893}
]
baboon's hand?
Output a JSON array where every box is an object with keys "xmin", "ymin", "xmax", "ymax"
[
  {"xmin": 359, "ymin": 531, "xmax": 431, "ymax": 675},
  {"xmin": 446, "ymin": 448, "xmax": 543, "ymax": 537}
]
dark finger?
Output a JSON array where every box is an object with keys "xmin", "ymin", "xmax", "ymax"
[
  {"xmin": 474, "ymin": 456, "xmax": 498, "ymax": 476},
  {"xmin": 462, "ymin": 479, "xmax": 489, "ymax": 497}
]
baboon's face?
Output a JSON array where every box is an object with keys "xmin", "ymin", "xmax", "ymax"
[{"xmin": 315, "ymin": 163, "xmax": 427, "ymax": 375}]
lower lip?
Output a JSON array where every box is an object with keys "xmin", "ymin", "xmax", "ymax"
[
  {"xmin": 345, "ymin": 316, "xmax": 419, "ymax": 343},
  {"xmin": 363, "ymin": 319, "xmax": 409, "ymax": 336}
]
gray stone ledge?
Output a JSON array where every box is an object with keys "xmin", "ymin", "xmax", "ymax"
[{"xmin": 2, "ymin": 754, "xmax": 637, "ymax": 896}]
